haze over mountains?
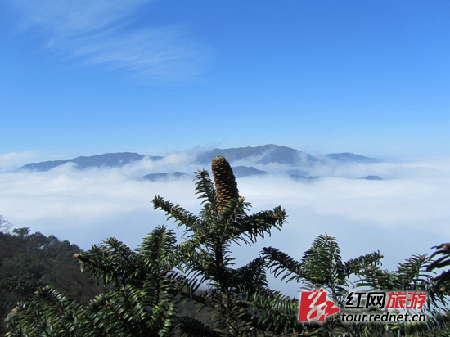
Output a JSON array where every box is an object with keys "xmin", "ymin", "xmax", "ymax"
[{"xmin": 18, "ymin": 144, "xmax": 380, "ymax": 180}]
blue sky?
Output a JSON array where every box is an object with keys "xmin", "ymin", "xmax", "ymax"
[{"xmin": 1, "ymin": 0, "xmax": 449, "ymax": 161}]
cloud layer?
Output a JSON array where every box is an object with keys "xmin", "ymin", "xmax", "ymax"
[
  {"xmin": 1, "ymin": 153, "xmax": 449, "ymax": 296},
  {"xmin": 8, "ymin": 0, "xmax": 206, "ymax": 81}
]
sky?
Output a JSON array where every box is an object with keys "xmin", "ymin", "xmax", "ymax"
[
  {"xmin": 1, "ymin": 1, "xmax": 450, "ymax": 296},
  {"xmin": 0, "ymin": 0, "xmax": 449, "ymax": 161}
]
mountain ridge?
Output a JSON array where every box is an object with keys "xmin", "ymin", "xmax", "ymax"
[
  {"xmin": 195, "ymin": 144, "xmax": 318, "ymax": 166},
  {"xmin": 19, "ymin": 152, "xmax": 163, "ymax": 172},
  {"xmin": 17, "ymin": 145, "xmax": 378, "ymax": 175}
]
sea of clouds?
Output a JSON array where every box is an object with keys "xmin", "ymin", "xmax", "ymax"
[{"xmin": 1, "ymin": 151, "xmax": 449, "ymax": 297}]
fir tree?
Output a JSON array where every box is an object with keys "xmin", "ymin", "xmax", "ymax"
[
  {"xmin": 6, "ymin": 226, "xmax": 180, "ymax": 336},
  {"xmin": 262, "ymin": 235, "xmax": 450, "ymax": 336},
  {"xmin": 152, "ymin": 155, "xmax": 288, "ymax": 336}
]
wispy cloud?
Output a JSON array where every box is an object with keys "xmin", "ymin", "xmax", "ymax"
[{"xmin": 8, "ymin": 0, "xmax": 207, "ymax": 81}]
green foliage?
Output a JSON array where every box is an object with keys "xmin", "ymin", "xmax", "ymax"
[
  {"xmin": 0, "ymin": 227, "xmax": 100, "ymax": 335},
  {"xmin": 264, "ymin": 235, "xmax": 383, "ymax": 299},
  {"xmin": 263, "ymin": 234, "xmax": 450, "ymax": 336},
  {"xmin": 0, "ymin": 215, "xmax": 13, "ymax": 234},
  {"xmin": 261, "ymin": 235, "xmax": 383, "ymax": 335},
  {"xmin": 6, "ymin": 225, "xmax": 179, "ymax": 336},
  {"xmin": 152, "ymin": 168, "xmax": 287, "ymax": 336},
  {"xmin": 427, "ymin": 242, "xmax": 450, "ymax": 296},
  {"xmin": 11, "ymin": 227, "xmax": 29, "ymax": 239}
]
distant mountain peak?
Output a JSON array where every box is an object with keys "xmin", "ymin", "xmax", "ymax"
[
  {"xmin": 326, "ymin": 153, "xmax": 377, "ymax": 163},
  {"xmin": 196, "ymin": 144, "xmax": 314, "ymax": 166},
  {"xmin": 140, "ymin": 172, "xmax": 188, "ymax": 182}
]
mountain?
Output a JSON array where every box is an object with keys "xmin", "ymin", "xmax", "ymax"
[
  {"xmin": 196, "ymin": 145, "xmax": 377, "ymax": 166},
  {"xmin": 232, "ymin": 166, "xmax": 267, "ymax": 177},
  {"xmin": 19, "ymin": 152, "xmax": 163, "ymax": 171},
  {"xmin": 326, "ymin": 153, "xmax": 377, "ymax": 163},
  {"xmin": 196, "ymin": 144, "xmax": 317, "ymax": 166},
  {"xmin": 140, "ymin": 172, "xmax": 188, "ymax": 182},
  {"xmin": 289, "ymin": 174, "xmax": 320, "ymax": 181},
  {"xmin": 359, "ymin": 175, "xmax": 383, "ymax": 181}
]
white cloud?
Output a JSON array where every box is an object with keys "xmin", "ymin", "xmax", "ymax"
[
  {"xmin": 8, "ymin": 0, "xmax": 207, "ymax": 81},
  {"xmin": 1, "ymin": 154, "xmax": 449, "ymax": 296},
  {"xmin": 0, "ymin": 151, "xmax": 41, "ymax": 172}
]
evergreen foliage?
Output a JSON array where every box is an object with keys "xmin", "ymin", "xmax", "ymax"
[
  {"xmin": 0, "ymin": 216, "xmax": 13, "ymax": 234},
  {"xmin": 263, "ymin": 235, "xmax": 450, "ymax": 336},
  {"xmin": 152, "ymin": 157, "xmax": 287, "ymax": 336},
  {"xmin": 0, "ymin": 226, "xmax": 101, "ymax": 335},
  {"xmin": 427, "ymin": 242, "xmax": 450, "ymax": 296},
  {"xmin": 261, "ymin": 235, "xmax": 384, "ymax": 335},
  {"xmin": 5, "ymin": 226, "xmax": 179, "ymax": 337}
]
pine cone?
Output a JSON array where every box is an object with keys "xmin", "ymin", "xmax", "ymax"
[{"xmin": 211, "ymin": 155, "xmax": 239, "ymax": 213}]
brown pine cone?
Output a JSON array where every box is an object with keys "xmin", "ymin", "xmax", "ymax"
[{"xmin": 211, "ymin": 155, "xmax": 239, "ymax": 213}]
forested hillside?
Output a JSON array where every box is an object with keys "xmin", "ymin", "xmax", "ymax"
[{"xmin": 0, "ymin": 227, "xmax": 102, "ymax": 335}]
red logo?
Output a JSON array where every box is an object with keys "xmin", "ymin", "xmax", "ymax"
[{"xmin": 298, "ymin": 289, "xmax": 340, "ymax": 322}]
